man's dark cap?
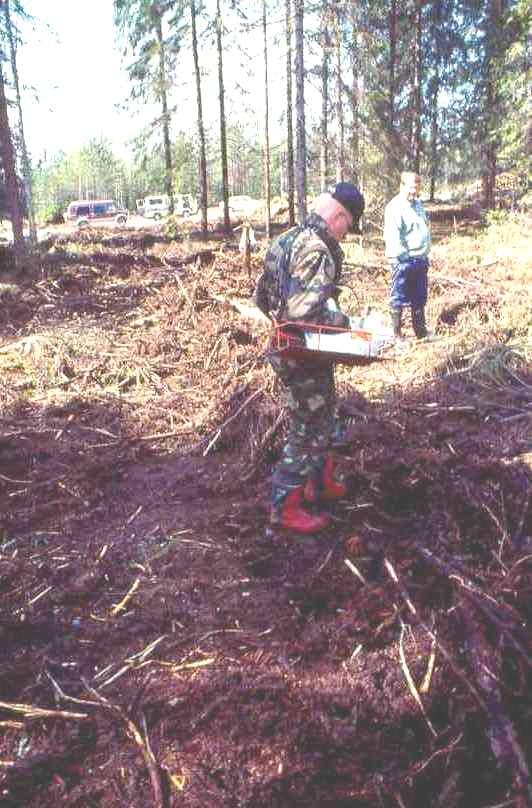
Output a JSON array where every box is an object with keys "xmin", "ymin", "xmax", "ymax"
[{"xmin": 331, "ymin": 182, "xmax": 365, "ymax": 233}]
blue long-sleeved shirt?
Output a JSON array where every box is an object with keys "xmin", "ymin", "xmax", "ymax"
[{"xmin": 383, "ymin": 194, "xmax": 431, "ymax": 261}]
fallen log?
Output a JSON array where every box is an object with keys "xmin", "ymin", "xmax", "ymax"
[{"xmin": 413, "ymin": 543, "xmax": 532, "ymax": 668}]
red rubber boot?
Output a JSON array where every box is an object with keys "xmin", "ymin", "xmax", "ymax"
[
  {"xmin": 304, "ymin": 456, "xmax": 347, "ymax": 503},
  {"xmin": 276, "ymin": 487, "xmax": 330, "ymax": 534},
  {"xmin": 321, "ymin": 455, "xmax": 347, "ymax": 501}
]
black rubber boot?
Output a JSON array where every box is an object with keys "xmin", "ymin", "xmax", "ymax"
[
  {"xmin": 390, "ymin": 307, "xmax": 403, "ymax": 338},
  {"xmin": 411, "ymin": 307, "xmax": 428, "ymax": 339}
]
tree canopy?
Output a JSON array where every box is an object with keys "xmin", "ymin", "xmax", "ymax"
[{"xmin": 0, "ymin": 0, "xmax": 528, "ymax": 231}]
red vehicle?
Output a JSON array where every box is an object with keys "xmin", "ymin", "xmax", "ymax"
[{"xmin": 64, "ymin": 200, "xmax": 128, "ymax": 228}]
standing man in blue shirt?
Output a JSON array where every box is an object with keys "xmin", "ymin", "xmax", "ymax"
[{"xmin": 383, "ymin": 171, "xmax": 431, "ymax": 340}]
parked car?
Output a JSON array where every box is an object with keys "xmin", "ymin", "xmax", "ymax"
[{"xmin": 64, "ymin": 200, "xmax": 128, "ymax": 228}]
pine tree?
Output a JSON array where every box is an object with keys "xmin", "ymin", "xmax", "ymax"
[
  {"xmin": 152, "ymin": 3, "xmax": 174, "ymax": 212},
  {"xmin": 497, "ymin": 0, "xmax": 531, "ymax": 178},
  {"xmin": 410, "ymin": 0, "xmax": 423, "ymax": 171},
  {"xmin": 348, "ymin": 2, "xmax": 361, "ymax": 185},
  {"xmin": 2, "ymin": 0, "xmax": 36, "ymax": 244},
  {"xmin": 319, "ymin": 4, "xmax": 331, "ymax": 191},
  {"xmin": 294, "ymin": 0, "xmax": 306, "ymax": 222},
  {"xmin": 215, "ymin": 0, "xmax": 230, "ymax": 232},
  {"xmin": 190, "ymin": 0, "xmax": 208, "ymax": 233},
  {"xmin": 0, "ymin": 44, "xmax": 24, "ymax": 262},
  {"xmin": 262, "ymin": 0, "xmax": 271, "ymax": 239},
  {"xmin": 285, "ymin": 0, "xmax": 295, "ymax": 224},
  {"xmin": 333, "ymin": 2, "xmax": 345, "ymax": 183},
  {"xmin": 114, "ymin": 0, "xmax": 187, "ymax": 214}
]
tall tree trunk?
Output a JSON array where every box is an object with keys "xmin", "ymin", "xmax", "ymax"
[
  {"xmin": 428, "ymin": 0, "xmax": 442, "ymax": 201},
  {"xmin": 428, "ymin": 79, "xmax": 440, "ymax": 201},
  {"xmin": 411, "ymin": 0, "xmax": 422, "ymax": 172},
  {"xmin": 389, "ymin": 0, "xmax": 397, "ymax": 130},
  {"xmin": 190, "ymin": 0, "xmax": 208, "ymax": 233},
  {"xmin": 3, "ymin": 0, "xmax": 36, "ymax": 244},
  {"xmin": 0, "ymin": 59, "xmax": 24, "ymax": 264},
  {"xmin": 349, "ymin": 5, "xmax": 359, "ymax": 185},
  {"xmin": 262, "ymin": 0, "xmax": 271, "ymax": 238},
  {"xmin": 285, "ymin": 0, "xmax": 295, "ymax": 225},
  {"xmin": 334, "ymin": 6, "xmax": 345, "ymax": 183},
  {"xmin": 385, "ymin": 0, "xmax": 398, "ymax": 194},
  {"xmin": 294, "ymin": 0, "xmax": 306, "ymax": 222},
  {"xmin": 154, "ymin": 10, "xmax": 174, "ymax": 213},
  {"xmin": 357, "ymin": 34, "xmax": 367, "ymax": 192},
  {"xmin": 320, "ymin": 11, "xmax": 330, "ymax": 191},
  {"xmin": 482, "ymin": 0, "xmax": 504, "ymax": 209},
  {"xmin": 216, "ymin": 0, "xmax": 230, "ymax": 232}
]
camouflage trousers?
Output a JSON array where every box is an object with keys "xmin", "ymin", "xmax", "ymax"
[{"xmin": 269, "ymin": 354, "xmax": 337, "ymax": 499}]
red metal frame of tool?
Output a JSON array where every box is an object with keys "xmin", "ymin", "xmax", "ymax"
[{"xmin": 271, "ymin": 321, "xmax": 386, "ymax": 366}]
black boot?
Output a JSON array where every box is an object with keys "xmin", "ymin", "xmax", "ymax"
[
  {"xmin": 411, "ymin": 307, "xmax": 428, "ymax": 339},
  {"xmin": 390, "ymin": 307, "xmax": 403, "ymax": 338}
]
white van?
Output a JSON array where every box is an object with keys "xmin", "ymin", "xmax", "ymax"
[
  {"xmin": 136, "ymin": 194, "xmax": 198, "ymax": 219},
  {"xmin": 137, "ymin": 195, "xmax": 170, "ymax": 220}
]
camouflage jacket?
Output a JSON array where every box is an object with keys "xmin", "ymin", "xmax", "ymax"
[{"xmin": 255, "ymin": 212, "xmax": 349, "ymax": 327}]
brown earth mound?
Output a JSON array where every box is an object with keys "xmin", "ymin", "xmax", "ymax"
[{"xmin": 0, "ymin": 215, "xmax": 531, "ymax": 807}]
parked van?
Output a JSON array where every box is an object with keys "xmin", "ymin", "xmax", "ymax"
[
  {"xmin": 65, "ymin": 200, "xmax": 128, "ymax": 228},
  {"xmin": 137, "ymin": 195, "xmax": 170, "ymax": 220},
  {"xmin": 136, "ymin": 194, "xmax": 198, "ymax": 219}
]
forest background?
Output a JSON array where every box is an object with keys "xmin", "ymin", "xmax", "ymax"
[{"xmin": 0, "ymin": 0, "xmax": 530, "ymax": 253}]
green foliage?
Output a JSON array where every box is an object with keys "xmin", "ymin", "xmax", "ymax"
[
  {"xmin": 114, "ymin": 0, "xmax": 187, "ymax": 104},
  {"xmin": 173, "ymin": 132, "xmax": 199, "ymax": 195},
  {"xmin": 484, "ymin": 208, "xmax": 511, "ymax": 227},
  {"xmin": 32, "ymin": 139, "xmax": 126, "ymax": 222},
  {"xmin": 207, "ymin": 123, "xmax": 264, "ymax": 203},
  {"xmin": 40, "ymin": 202, "xmax": 65, "ymax": 225},
  {"xmin": 129, "ymin": 129, "xmax": 200, "ymax": 203},
  {"xmin": 163, "ymin": 214, "xmax": 180, "ymax": 239},
  {"xmin": 496, "ymin": 0, "xmax": 531, "ymax": 174}
]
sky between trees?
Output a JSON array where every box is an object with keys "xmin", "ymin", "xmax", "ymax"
[
  {"xmin": 0, "ymin": 0, "xmax": 529, "ymax": 241},
  {"xmin": 18, "ymin": 0, "xmax": 287, "ymax": 161}
]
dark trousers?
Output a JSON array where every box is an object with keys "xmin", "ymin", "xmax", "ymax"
[{"xmin": 390, "ymin": 256, "xmax": 429, "ymax": 309}]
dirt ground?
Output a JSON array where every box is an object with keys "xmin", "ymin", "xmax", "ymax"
[{"xmin": 0, "ymin": 207, "xmax": 531, "ymax": 807}]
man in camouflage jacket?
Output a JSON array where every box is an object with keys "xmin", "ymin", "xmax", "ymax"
[{"xmin": 256, "ymin": 182, "xmax": 365, "ymax": 534}]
